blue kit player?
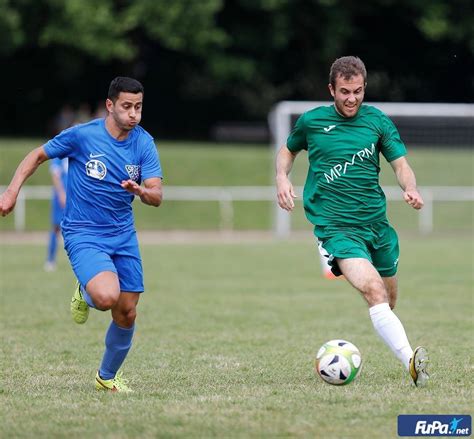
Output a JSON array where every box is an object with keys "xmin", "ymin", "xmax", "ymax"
[
  {"xmin": 0, "ymin": 77, "xmax": 163, "ymax": 392},
  {"xmin": 44, "ymin": 157, "xmax": 68, "ymax": 272}
]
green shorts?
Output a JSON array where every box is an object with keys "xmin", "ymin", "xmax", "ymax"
[{"xmin": 314, "ymin": 220, "xmax": 399, "ymax": 277}]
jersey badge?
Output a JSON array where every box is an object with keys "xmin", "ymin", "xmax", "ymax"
[
  {"xmin": 125, "ymin": 164, "xmax": 141, "ymax": 181},
  {"xmin": 323, "ymin": 125, "xmax": 336, "ymax": 132},
  {"xmin": 85, "ymin": 159, "xmax": 107, "ymax": 180}
]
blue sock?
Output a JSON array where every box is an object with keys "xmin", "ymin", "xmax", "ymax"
[
  {"xmin": 80, "ymin": 285, "xmax": 96, "ymax": 309},
  {"xmin": 46, "ymin": 231, "xmax": 57, "ymax": 263},
  {"xmin": 99, "ymin": 321, "xmax": 135, "ymax": 380}
]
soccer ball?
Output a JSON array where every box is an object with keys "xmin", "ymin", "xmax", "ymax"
[{"xmin": 315, "ymin": 339, "xmax": 362, "ymax": 385}]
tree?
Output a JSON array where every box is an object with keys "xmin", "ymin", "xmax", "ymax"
[
  {"xmin": 1, "ymin": 0, "xmax": 472, "ymax": 136},
  {"xmin": 1, "ymin": 0, "xmax": 227, "ymax": 59}
]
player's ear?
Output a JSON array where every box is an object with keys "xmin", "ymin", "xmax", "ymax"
[
  {"xmin": 328, "ymin": 83, "xmax": 335, "ymax": 97},
  {"xmin": 105, "ymin": 98, "xmax": 114, "ymax": 113}
]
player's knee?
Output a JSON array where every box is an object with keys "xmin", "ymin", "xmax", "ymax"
[
  {"xmin": 124, "ymin": 308, "xmax": 137, "ymax": 326},
  {"xmin": 116, "ymin": 306, "xmax": 137, "ymax": 327},
  {"xmin": 365, "ymin": 279, "xmax": 388, "ymax": 304},
  {"xmin": 93, "ymin": 292, "xmax": 120, "ymax": 311}
]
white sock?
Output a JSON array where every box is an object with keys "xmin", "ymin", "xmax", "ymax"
[{"xmin": 369, "ymin": 302, "xmax": 413, "ymax": 370}]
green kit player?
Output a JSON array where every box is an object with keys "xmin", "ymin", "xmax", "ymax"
[{"xmin": 276, "ymin": 56, "xmax": 429, "ymax": 386}]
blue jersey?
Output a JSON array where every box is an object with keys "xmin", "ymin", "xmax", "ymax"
[{"xmin": 44, "ymin": 118, "xmax": 162, "ymax": 234}]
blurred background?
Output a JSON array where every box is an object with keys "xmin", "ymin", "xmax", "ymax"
[
  {"xmin": 0, "ymin": 0, "xmax": 473, "ymax": 236},
  {"xmin": 1, "ymin": 0, "xmax": 473, "ymax": 138}
]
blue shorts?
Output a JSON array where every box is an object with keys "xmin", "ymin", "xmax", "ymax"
[{"xmin": 63, "ymin": 229, "xmax": 144, "ymax": 292}]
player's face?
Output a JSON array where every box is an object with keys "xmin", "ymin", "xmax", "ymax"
[
  {"xmin": 329, "ymin": 74, "xmax": 366, "ymax": 118},
  {"xmin": 107, "ymin": 92, "xmax": 143, "ymax": 131}
]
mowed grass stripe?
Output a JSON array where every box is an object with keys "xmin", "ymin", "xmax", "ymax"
[{"xmin": 1, "ymin": 234, "xmax": 472, "ymax": 438}]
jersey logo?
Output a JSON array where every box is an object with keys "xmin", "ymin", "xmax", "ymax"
[
  {"xmin": 125, "ymin": 164, "xmax": 140, "ymax": 181},
  {"xmin": 323, "ymin": 143, "xmax": 375, "ymax": 184},
  {"xmin": 85, "ymin": 159, "xmax": 107, "ymax": 180},
  {"xmin": 89, "ymin": 153, "xmax": 106, "ymax": 158},
  {"xmin": 323, "ymin": 125, "xmax": 336, "ymax": 132}
]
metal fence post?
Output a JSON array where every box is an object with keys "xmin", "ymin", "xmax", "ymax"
[
  {"xmin": 15, "ymin": 191, "xmax": 26, "ymax": 231},
  {"xmin": 419, "ymin": 189, "xmax": 434, "ymax": 234}
]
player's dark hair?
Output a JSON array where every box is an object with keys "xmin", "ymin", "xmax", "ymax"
[
  {"xmin": 108, "ymin": 77, "xmax": 144, "ymax": 102},
  {"xmin": 329, "ymin": 56, "xmax": 367, "ymax": 87}
]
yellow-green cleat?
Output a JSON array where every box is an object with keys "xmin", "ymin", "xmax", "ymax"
[
  {"xmin": 70, "ymin": 281, "xmax": 89, "ymax": 324},
  {"xmin": 409, "ymin": 346, "xmax": 430, "ymax": 387},
  {"xmin": 95, "ymin": 371, "xmax": 133, "ymax": 393}
]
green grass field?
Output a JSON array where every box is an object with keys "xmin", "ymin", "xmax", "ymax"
[
  {"xmin": 0, "ymin": 139, "xmax": 472, "ymax": 232},
  {"xmin": 1, "ymin": 234, "xmax": 472, "ymax": 438}
]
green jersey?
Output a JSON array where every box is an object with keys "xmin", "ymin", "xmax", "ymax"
[{"xmin": 287, "ymin": 104, "xmax": 406, "ymax": 226}]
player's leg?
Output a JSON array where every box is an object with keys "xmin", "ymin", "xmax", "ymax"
[
  {"xmin": 317, "ymin": 226, "xmax": 414, "ymax": 371},
  {"xmin": 44, "ymin": 196, "xmax": 63, "ymax": 271},
  {"xmin": 66, "ymin": 242, "xmax": 121, "ymax": 323},
  {"xmin": 371, "ymin": 221, "xmax": 429, "ymax": 385},
  {"xmin": 337, "ymin": 257, "xmax": 388, "ymax": 305},
  {"xmin": 382, "ymin": 276, "xmax": 398, "ymax": 309},
  {"xmin": 372, "ymin": 221, "xmax": 400, "ymax": 310},
  {"xmin": 81, "ymin": 271, "xmax": 134, "ymax": 381},
  {"xmin": 96, "ymin": 292, "xmax": 139, "ymax": 390},
  {"xmin": 111, "ymin": 291, "xmax": 139, "ymax": 328},
  {"xmin": 95, "ymin": 231, "xmax": 143, "ymax": 392},
  {"xmin": 45, "ymin": 225, "xmax": 60, "ymax": 271},
  {"xmin": 85, "ymin": 271, "xmax": 121, "ymax": 310},
  {"xmin": 70, "ymin": 270, "xmax": 120, "ymax": 323},
  {"xmin": 337, "ymin": 257, "xmax": 414, "ymax": 371}
]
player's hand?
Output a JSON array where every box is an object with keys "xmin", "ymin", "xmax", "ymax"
[
  {"xmin": 121, "ymin": 179, "xmax": 144, "ymax": 197},
  {"xmin": 403, "ymin": 188, "xmax": 424, "ymax": 210},
  {"xmin": 0, "ymin": 189, "xmax": 18, "ymax": 217},
  {"xmin": 276, "ymin": 176, "xmax": 297, "ymax": 211}
]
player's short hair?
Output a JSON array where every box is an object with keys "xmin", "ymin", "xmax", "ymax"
[
  {"xmin": 108, "ymin": 77, "xmax": 144, "ymax": 102},
  {"xmin": 329, "ymin": 56, "xmax": 367, "ymax": 87}
]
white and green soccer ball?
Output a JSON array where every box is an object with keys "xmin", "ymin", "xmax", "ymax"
[{"xmin": 315, "ymin": 339, "xmax": 362, "ymax": 385}]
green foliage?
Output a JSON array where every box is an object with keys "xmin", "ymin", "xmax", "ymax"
[
  {"xmin": 40, "ymin": 0, "xmax": 135, "ymax": 60},
  {"xmin": 4, "ymin": 0, "xmax": 227, "ymax": 61},
  {"xmin": 1, "ymin": 236, "xmax": 473, "ymax": 437},
  {"xmin": 127, "ymin": 0, "xmax": 228, "ymax": 54},
  {"xmin": 0, "ymin": 0, "xmax": 25, "ymax": 54},
  {"xmin": 1, "ymin": 0, "xmax": 473, "ymax": 133},
  {"xmin": 416, "ymin": 0, "xmax": 474, "ymax": 48}
]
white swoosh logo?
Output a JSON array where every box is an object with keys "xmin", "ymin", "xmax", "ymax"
[
  {"xmin": 323, "ymin": 125, "xmax": 336, "ymax": 132},
  {"xmin": 89, "ymin": 153, "xmax": 106, "ymax": 158}
]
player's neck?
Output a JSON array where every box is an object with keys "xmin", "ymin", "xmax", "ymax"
[
  {"xmin": 105, "ymin": 116, "xmax": 131, "ymax": 141},
  {"xmin": 333, "ymin": 103, "xmax": 361, "ymax": 119}
]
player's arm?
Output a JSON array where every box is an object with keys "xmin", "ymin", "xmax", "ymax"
[
  {"xmin": 121, "ymin": 177, "xmax": 163, "ymax": 207},
  {"xmin": 0, "ymin": 146, "xmax": 49, "ymax": 217},
  {"xmin": 390, "ymin": 156, "xmax": 424, "ymax": 210},
  {"xmin": 276, "ymin": 146, "xmax": 299, "ymax": 211}
]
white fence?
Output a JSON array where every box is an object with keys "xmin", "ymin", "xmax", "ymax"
[{"xmin": 1, "ymin": 185, "xmax": 473, "ymax": 235}]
